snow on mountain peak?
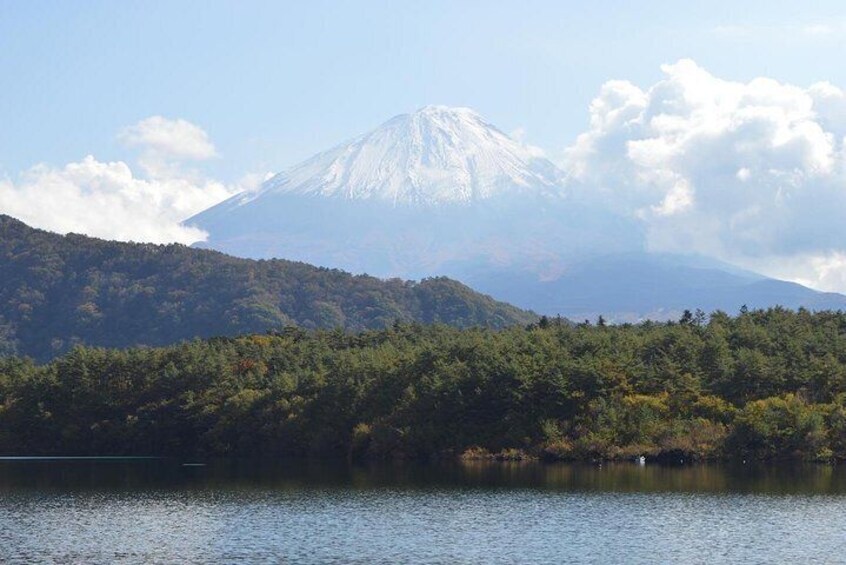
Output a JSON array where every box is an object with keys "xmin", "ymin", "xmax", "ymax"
[{"xmin": 247, "ymin": 105, "xmax": 561, "ymax": 206}]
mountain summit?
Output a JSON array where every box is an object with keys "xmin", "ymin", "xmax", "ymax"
[{"xmin": 212, "ymin": 105, "xmax": 561, "ymax": 210}]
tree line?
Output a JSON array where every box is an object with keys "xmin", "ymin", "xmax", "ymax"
[{"xmin": 1, "ymin": 307, "xmax": 845, "ymax": 461}]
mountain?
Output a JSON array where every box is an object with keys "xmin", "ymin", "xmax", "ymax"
[
  {"xmin": 191, "ymin": 105, "xmax": 636, "ymax": 277},
  {"xmin": 0, "ymin": 215, "xmax": 536, "ymax": 361},
  {"xmin": 460, "ymin": 253, "xmax": 846, "ymax": 323},
  {"xmin": 216, "ymin": 105, "xmax": 562, "ymax": 207},
  {"xmin": 189, "ymin": 106, "xmax": 846, "ymax": 321}
]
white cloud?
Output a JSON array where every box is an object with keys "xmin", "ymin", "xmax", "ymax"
[
  {"xmin": 737, "ymin": 251, "xmax": 846, "ymax": 294},
  {"xmin": 119, "ymin": 116, "xmax": 218, "ymax": 179},
  {"xmin": 0, "ymin": 156, "xmax": 239, "ymax": 244},
  {"xmin": 119, "ymin": 116, "xmax": 217, "ymax": 161},
  {"xmin": 564, "ymin": 59, "xmax": 846, "ymax": 291},
  {"xmin": 0, "ymin": 117, "xmax": 247, "ymax": 245}
]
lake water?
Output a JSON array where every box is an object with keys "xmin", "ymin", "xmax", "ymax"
[{"xmin": 2, "ymin": 459, "xmax": 846, "ymax": 564}]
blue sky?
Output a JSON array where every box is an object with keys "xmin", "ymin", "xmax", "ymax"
[{"xmin": 3, "ymin": 0, "xmax": 846, "ymax": 179}]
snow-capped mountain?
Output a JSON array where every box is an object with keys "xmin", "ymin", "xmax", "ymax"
[
  {"xmin": 207, "ymin": 105, "xmax": 561, "ymax": 213},
  {"xmin": 188, "ymin": 106, "xmax": 846, "ymax": 321},
  {"xmin": 189, "ymin": 105, "xmax": 615, "ymax": 276},
  {"xmin": 265, "ymin": 105, "xmax": 560, "ymax": 205}
]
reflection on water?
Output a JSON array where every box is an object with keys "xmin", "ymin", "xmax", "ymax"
[
  {"xmin": 3, "ymin": 458, "xmax": 846, "ymax": 494},
  {"xmin": 2, "ymin": 459, "xmax": 846, "ymax": 563}
]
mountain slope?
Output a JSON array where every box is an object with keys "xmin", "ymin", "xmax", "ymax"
[
  {"xmin": 459, "ymin": 253, "xmax": 846, "ymax": 322},
  {"xmin": 0, "ymin": 215, "xmax": 536, "ymax": 360}
]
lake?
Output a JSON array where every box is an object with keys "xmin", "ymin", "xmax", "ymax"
[{"xmin": 2, "ymin": 458, "xmax": 846, "ymax": 563}]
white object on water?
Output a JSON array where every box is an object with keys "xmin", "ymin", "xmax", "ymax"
[{"xmin": 637, "ymin": 456, "xmax": 646, "ymax": 465}]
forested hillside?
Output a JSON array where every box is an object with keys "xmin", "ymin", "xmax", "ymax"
[
  {"xmin": 0, "ymin": 215, "xmax": 535, "ymax": 360},
  {"xmin": 2, "ymin": 308, "xmax": 846, "ymax": 461}
]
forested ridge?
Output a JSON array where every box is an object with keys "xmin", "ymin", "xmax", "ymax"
[
  {"xmin": 0, "ymin": 215, "xmax": 535, "ymax": 360},
  {"xmin": 2, "ymin": 308, "xmax": 846, "ymax": 461}
]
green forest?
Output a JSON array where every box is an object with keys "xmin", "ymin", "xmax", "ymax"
[
  {"xmin": 0, "ymin": 215, "xmax": 534, "ymax": 360},
  {"xmin": 2, "ymin": 307, "xmax": 845, "ymax": 462}
]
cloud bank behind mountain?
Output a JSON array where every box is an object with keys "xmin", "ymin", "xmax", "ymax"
[{"xmin": 564, "ymin": 59, "xmax": 846, "ymax": 291}]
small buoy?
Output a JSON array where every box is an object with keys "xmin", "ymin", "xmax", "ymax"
[{"xmin": 637, "ymin": 455, "xmax": 646, "ymax": 465}]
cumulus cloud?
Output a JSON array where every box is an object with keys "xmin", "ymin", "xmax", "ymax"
[
  {"xmin": 119, "ymin": 116, "xmax": 217, "ymax": 161},
  {"xmin": 119, "ymin": 116, "xmax": 218, "ymax": 178},
  {"xmin": 0, "ymin": 118, "xmax": 246, "ymax": 245},
  {"xmin": 0, "ymin": 156, "xmax": 239, "ymax": 244},
  {"xmin": 564, "ymin": 59, "xmax": 846, "ymax": 291}
]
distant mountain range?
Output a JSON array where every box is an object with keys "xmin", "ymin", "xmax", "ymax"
[
  {"xmin": 0, "ymin": 215, "xmax": 535, "ymax": 360},
  {"xmin": 458, "ymin": 253, "xmax": 846, "ymax": 323},
  {"xmin": 188, "ymin": 106, "xmax": 846, "ymax": 320}
]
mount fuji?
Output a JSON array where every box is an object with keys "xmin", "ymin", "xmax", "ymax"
[
  {"xmin": 250, "ymin": 105, "xmax": 562, "ymax": 205},
  {"xmin": 189, "ymin": 106, "xmax": 846, "ymax": 321}
]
